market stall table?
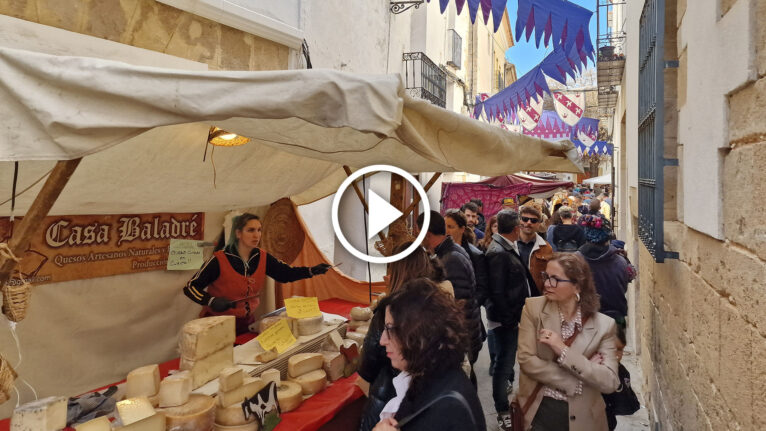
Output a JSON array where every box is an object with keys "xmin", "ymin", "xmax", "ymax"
[{"xmin": 0, "ymin": 299, "xmax": 368, "ymax": 431}]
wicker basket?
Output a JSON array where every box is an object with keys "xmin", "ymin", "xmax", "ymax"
[
  {"xmin": 2, "ymin": 278, "xmax": 31, "ymax": 323},
  {"xmin": 0, "ymin": 354, "xmax": 17, "ymax": 404}
]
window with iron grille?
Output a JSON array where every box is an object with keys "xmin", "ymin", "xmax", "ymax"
[
  {"xmin": 402, "ymin": 52, "xmax": 447, "ymax": 108},
  {"xmin": 638, "ymin": 0, "xmax": 675, "ymax": 262},
  {"xmin": 447, "ymin": 29, "xmax": 462, "ymax": 69}
]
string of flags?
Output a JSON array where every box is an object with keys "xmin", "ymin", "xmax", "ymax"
[{"xmin": 471, "ymin": 0, "xmax": 596, "ymax": 122}]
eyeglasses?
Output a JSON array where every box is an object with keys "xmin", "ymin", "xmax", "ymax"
[
  {"xmin": 383, "ymin": 323, "xmax": 397, "ymax": 339},
  {"xmin": 541, "ymin": 272, "xmax": 574, "ymax": 287},
  {"xmin": 521, "ymin": 216, "xmax": 540, "ymax": 224}
]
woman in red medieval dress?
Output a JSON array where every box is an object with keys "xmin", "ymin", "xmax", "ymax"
[{"xmin": 183, "ymin": 213, "xmax": 331, "ymax": 334}]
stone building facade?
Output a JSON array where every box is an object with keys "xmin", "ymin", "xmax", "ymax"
[{"xmin": 613, "ymin": 0, "xmax": 766, "ymax": 429}]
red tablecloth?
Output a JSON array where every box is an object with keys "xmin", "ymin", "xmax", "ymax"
[{"xmin": 0, "ymin": 299, "xmax": 367, "ymax": 431}]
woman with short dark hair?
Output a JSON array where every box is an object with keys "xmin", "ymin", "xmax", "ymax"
[
  {"xmin": 372, "ymin": 278, "xmax": 485, "ymax": 431},
  {"xmin": 516, "ymin": 253, "xmax": 620, "ymax": 431}
]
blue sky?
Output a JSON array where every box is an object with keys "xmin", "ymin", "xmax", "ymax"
[{"xmin": 505, "ymin": 0, "xmax": 598, "ymax": 77}]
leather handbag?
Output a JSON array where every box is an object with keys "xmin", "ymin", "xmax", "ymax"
[{"xmin": 509, "ymin": 316, "xmax": 590, "ymax": 430}]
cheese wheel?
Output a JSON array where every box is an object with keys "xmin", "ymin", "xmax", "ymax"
[
  {"xmin": 215, "ymin": 403, "xmax": 256, "ymax": 426},
  {"xmin": 349, "ymin": 306, "xmax": 372, "ymax": 321},
  {"xmin": 345, "ymin": 331, "xmax": 366, "ymax": 345},
  {"xmin": 120, "ymin": 413, "xmax": 166, "ymax": 431},
  {"xmin": 276, "ymin": 382, "xmax": 303, "ymax": 412},
  {"xmin": 290, "ymin": 369, "xmax": 326, "ymax": 395},
  {"xmin": 296, "ymin": 315, "xmax": 324, "ymax": 336},
  {"xmin": 219, "ymin": 367, "xmax": 244, "ymax": 392},
  {"xmin": 325, "ymin": 330, "xmax": 343, "ymax": 352},
  {"xmin": 321, "ymin": 351, "xmax": 346, "ymax": 382},
  {"xmin": 287, "ymin": 353, "xmax": 324, "ymax": 378},
  {"xmin": 180, "ymin": 345, "xmax": 234, "ymax": 389},
  {"xmin": 213, "ymin": 421, "xmax": 260, "ymax": 431},
  {"xmin": 254, "ymin": 349, "xmax": 277, "ymax": 363},
  {"xmin": 355, "ymin": 325, "xmax": 369, "ymax": 335},
  {"xmin": 260, "ymin": 368, "xmax": 281, "ymax": 386},
  {"xmin": 257, "ymin": 316, "xmax": 283, "ymax": 333},
  {"xmin": 217, "ymin": 386, "xmax": 245, "ymax": 408},
  {"xmin": 116, "ymin": 397, "xmax": 156, "ymax": 426},
  {"xmin": 73, "ymin": 416, "xmax": 111, "ymax": 431},
  {"xmin": 126, "ymin": 364, "xmax": 160, "ymax": 398},
  {"xmin": 348, "ymin": 319, "xmax": 368, "ymax": 330},
  {"xmin": 242, "ymin": 377, "xmax": 266, "ymax": 399},
  {"xmin": 158, "ymin": 371, "xmax": 192, "ymax": 408},
  {"xmin": 158, "ymin": 394, "xmax": 216, "ymax": 431},
  {"xmin": 180, "ymin": 316, "xmax": 236, "ymax": 360},
  {"xmin": 11, "ymin": 396, "xmax": 68, "ymax": 431}
]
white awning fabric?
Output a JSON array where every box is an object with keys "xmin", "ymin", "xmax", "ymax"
[
  {"xmin": 0, "ymin": 46, "xmax": 581, "ymax": 215},
  {"xmin": 583, "ymin": 174, "xmax": 612, "ymax": 185}
]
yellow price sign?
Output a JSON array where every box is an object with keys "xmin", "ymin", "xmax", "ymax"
[
  {"xmin": 256, "ymin": 319, "xmax": 296, "ymax": 354},
  {"xmin": 284, "ymin": 297, "xmax": 322, "ymax": 319}
]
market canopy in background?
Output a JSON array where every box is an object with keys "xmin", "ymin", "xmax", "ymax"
[
  {"xmin": 583, "ymin": 174, "xmax": 611, "ymax": 185},
  {"xmin": 0, "ymin": 46, "xmax": 581, "ymax": 216},
  {"xmin": 478, "ymin": 173, "xmax": 574, "ymax": 198}
]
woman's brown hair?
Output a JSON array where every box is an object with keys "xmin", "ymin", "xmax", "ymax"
[
  {"xmin": 479, "ymin": 215, "xmax": 497, "ymax": 250},
  {"xmin": 444, "ymin": 209, "xmax": 475, "ymax": 246},
  {"xmin": 385, "ymin": 278, "xmax": 467, "ymax": 399},
  {"xmin": 387, "ymin": 241, "xmax": 445, "ymax": 293},
  {"xmin": 549, "ymin": 252, "xmax": 600, "ymax": 317}
]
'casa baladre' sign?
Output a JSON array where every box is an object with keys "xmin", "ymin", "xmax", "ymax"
[{"xmin": 0, "ymin": 213, "xmax": 204, "ymax": 286}]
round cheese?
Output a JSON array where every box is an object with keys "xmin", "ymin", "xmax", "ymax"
[
  {"xmin": 348, "ymin": 319, "xmax": 368, "ymax": 330},
  {"xmin": 215, "ymin": 403, "xmax": 256, "ymax": 427},
  {"xmin": 257, "ymin": 316, "xmax": 283, "ymax": 333},
  {"xmin": 287, "ymin": 353, "xmax": 324, "ymax": 378},
  {"xmin": 355, "ymin": 325, "xmax": 369, "ymax": 335},
  {"xmin": 276, "ymin": 382, "xmax": 303, "ymax": 413},
  {"xmin": 350, "ymin": 306, "xmax": 372, "ymax": 321},
  {"xmin": 158, "ymin": 393, "xmax": 216, "ymax": 431},
  {"xmin": 290, "ymin": 369, "xmax": 327, "ymax": 395},
  {"xmin": 345, "ymin": 331, "xmax": 366, "ymax": 345},
  {"xmin": 213, "ymin": 422, "xmax": 260, "ymax": 431},
  {"xmin": 296, "ymin": 315, "xmax": 324, "ymax": 336}
]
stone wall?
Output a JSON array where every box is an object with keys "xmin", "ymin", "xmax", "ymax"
[
  {"xmin": 0, "ymin": 0, "xmax": 289, "ymax": 70},
  {"xmin": 634, "ymin": 2, "xmax": 766, "ymax": 429}
]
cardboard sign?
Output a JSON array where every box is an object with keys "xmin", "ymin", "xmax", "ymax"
[
  {"xmin": 256, "ymin": 319, "xmax": 296, "ymax": 354},
  {"xmin": 167, "ymin": 239, "xmax": 204, "ymax": 270},
  {"xmin": 284, "ymin": 297, "xmax": 322, "ymax": 319},
  {"xmin": 0, "ymin": 213, "xmax": 204, "ymax": 286}
]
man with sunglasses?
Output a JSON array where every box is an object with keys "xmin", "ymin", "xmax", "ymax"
[{"xmin": 516, "ymin": 205, "xmax": 554, "ymax": 292}]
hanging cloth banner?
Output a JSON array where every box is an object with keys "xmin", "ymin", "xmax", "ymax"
[
  {"xmin": 515, "ymin": 0, "xmax": 595, "ymax": 62},
  {"xmin": 428, "ymin": 0, "xmax": 508, "ymax": 32},
  {"xmin": 517, "ymin": 97, "xmax": 544, "ymax": 131},
  {"xmin": 553, "ymin": 91, "xmax": 585, "ymax": 126}
]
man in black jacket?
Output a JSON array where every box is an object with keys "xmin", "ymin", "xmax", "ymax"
[
  {"xmin": 485, "ymin": 210, "xmax": 539, "ymax": 431},
  {"xmin": 417, "ymin": 211, "xmax": 484, "ymax": 385}
]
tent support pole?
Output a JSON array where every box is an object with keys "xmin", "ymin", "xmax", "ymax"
[
  {"xmin": 401, "ymin": 172, "xmax": 441, "ymax": 218},
  {"xmin": 342, "ymin": 165, "xmax": 386, "ymax": 242},
  {"xmin": 0, "ymin": 159, "xmax": 81, "ymax": 288}
]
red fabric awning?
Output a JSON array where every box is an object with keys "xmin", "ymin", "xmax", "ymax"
[{"xmin": 477, "ymin": 174, "xmax": 573, "ymax": 196}]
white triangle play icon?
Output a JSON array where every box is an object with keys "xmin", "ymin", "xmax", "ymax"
[{"xmin": 367, "ymin": 190, "xmax": 403, "ymax": 240}]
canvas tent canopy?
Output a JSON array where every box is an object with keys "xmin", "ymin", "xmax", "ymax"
[
  {"xmin": 477, "ymin": 173, "xmax": 574, "ymax": 198},
  {"xmin": 583, "ymin": 174, "xmax": 611, "ymax": 185},
  {"xmin": 0, "ymin": 46, "xmax": 581, "ymax": 416}
]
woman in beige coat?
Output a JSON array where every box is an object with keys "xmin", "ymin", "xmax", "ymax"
[{"xmin": 517, "ymin": 253, "xmax": 620, "ymax": 431}]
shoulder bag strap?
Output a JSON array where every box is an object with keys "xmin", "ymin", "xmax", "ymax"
[
  {"xmin": 521, "ymin": 315, "xmax": 591, "ymax": 414},
  {"xmin": 395, "ymin": 390, "xmax": 476, "ymax": 430}
]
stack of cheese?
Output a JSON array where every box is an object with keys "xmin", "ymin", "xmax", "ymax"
[
  {"xmin": 179, "ymin": 316, "xmax": 236, "ymax": 389},
  {"xmin": 319, "ymin": 330, "xmax": 348, "ymax": 382},
  {"xmin": 155, "ymin": 369, "xmax": 217, "ymax": 431},
  {"xmin": 345, "ymin": 306, "xmax": 372, "ymax": 345},
  {"xmin": 125, "ymin": 364, "xmax": 161, "ymax": 407},
  {"xmin": 10, "ymin": 396, "xmax": 68, "ymax": 431},
  {"xmin": 214, "ymin": 367, "xmax": 265, "ymax": 430},
  {"xmin": 287, "ymin": 353, "xmax": 327, "ymax": 399},
  {"xmin": 257, "ymin": 312, "xmax": 324, "ymax": 339},
  {"xmin": 114, "ymin": 396, "xmax": 167, "ymax": 430},
  {"xmin": 257, "ymin": 368, "xmax": 301, "ymax": 413}
]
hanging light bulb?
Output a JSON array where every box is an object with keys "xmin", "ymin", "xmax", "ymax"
[{"xmin": 207, "ymin": 126, "xmax": 250, "ymax": 147}]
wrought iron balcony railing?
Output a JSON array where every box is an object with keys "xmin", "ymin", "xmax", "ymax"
[{"xmin": 403, "ymin": 52, "xmax": 447, "ymax": 108}]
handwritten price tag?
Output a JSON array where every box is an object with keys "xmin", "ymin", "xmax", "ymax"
[
  {"xmin": 284, "ymin": 297, "xmax": 322, "ymax": 319},
  {"xmin": 256, "ymin": 319, "xmax": 296, "ymax": 354},
  {"xmin": 167, "ymin": 239, "xmax": 204, "ymax": 270}
]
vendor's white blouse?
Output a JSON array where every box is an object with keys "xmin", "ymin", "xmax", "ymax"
[{"xmin": 379, "ymin": 371, "xmax": 412, "ymax": 420}]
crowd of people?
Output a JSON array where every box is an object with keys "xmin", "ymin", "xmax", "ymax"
[{"xmin": 356, "ymin": 186, "xmax": 638, "ymax": 431}]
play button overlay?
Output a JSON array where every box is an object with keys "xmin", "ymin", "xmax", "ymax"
[
  {"xmin": 366, "ymin": 190, "xmax": 403, "ymax": 240},
  {"xmin": 332, "ymin": 165, "xmax": 430, "ymax": 264}
]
